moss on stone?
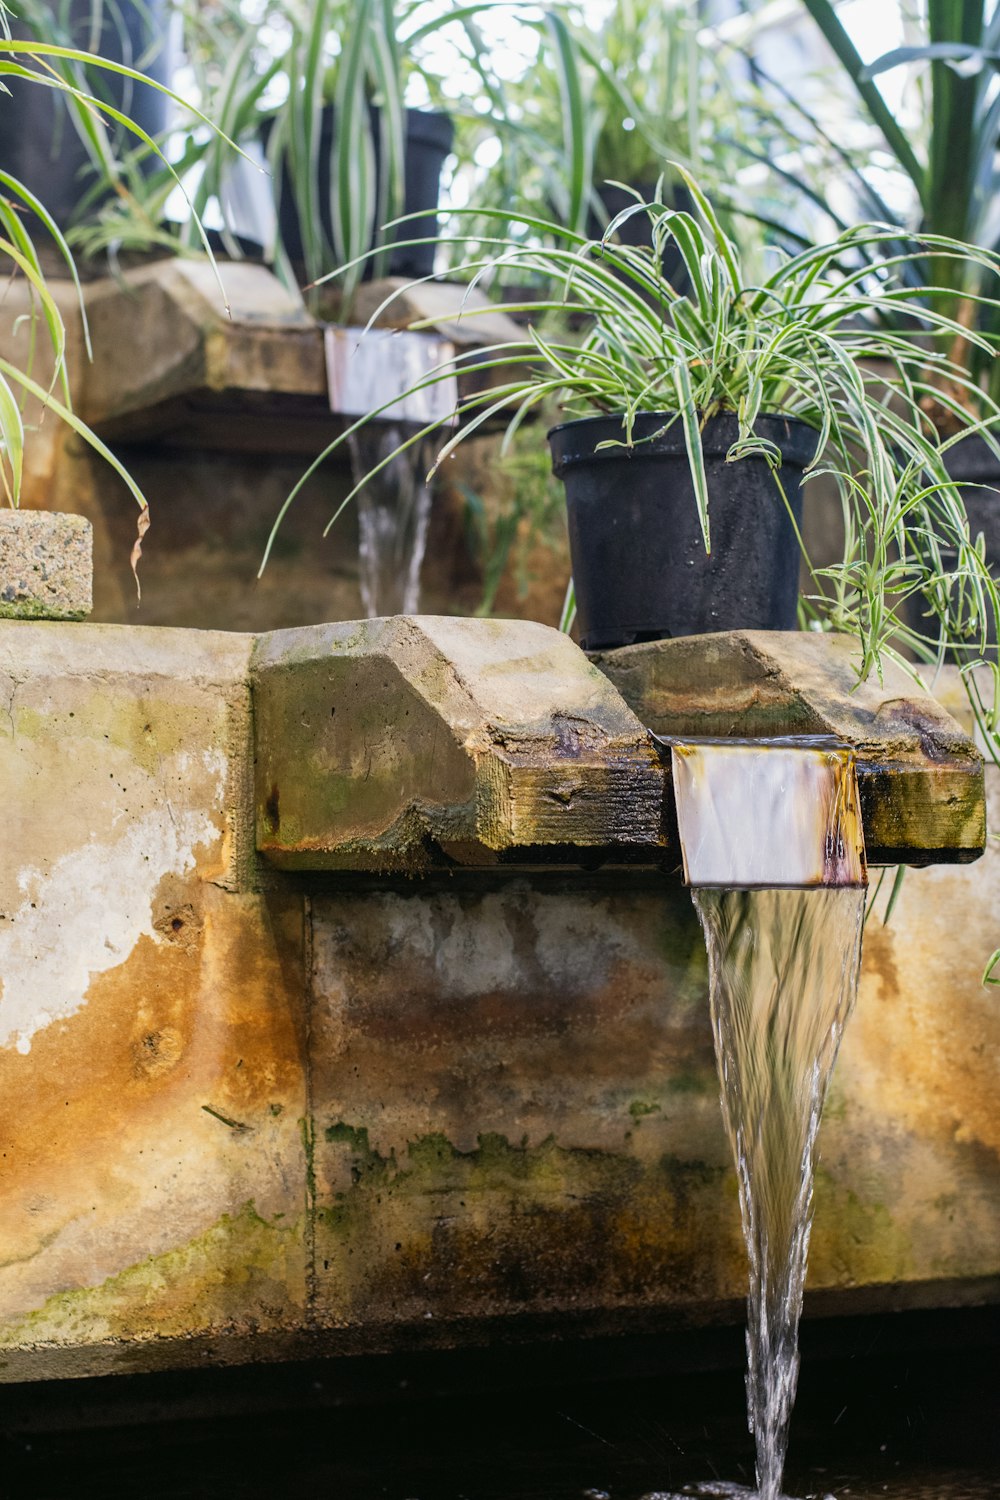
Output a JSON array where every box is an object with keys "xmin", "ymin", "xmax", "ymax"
[
  {"xmin": 0, "ymin": 601, "xmax": 88, "ymax": 621},
  {"xmin": 0, "ymin": 1202, "xmax": 304, "ymax": 1348}
]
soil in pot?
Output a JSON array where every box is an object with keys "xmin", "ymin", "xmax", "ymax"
[
  {"xmin": 271, "ymin": 106, "xmax": 454, "ymax": 281},
  {"xmin": 0, "ymin": 0, "xmax": 171, "ymax": 231},
  {"xmin": 549, "ymin": 411, "xmax": 816, "ymax": 651}
]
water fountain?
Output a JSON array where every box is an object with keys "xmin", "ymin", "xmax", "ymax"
[
  {"xmin": 656, "ymin": 740, "xmax": 867, "ymax": 1499},
  {"xmin": 1, "ymin": 611, "xmax": 993, "ymax": 1500},
  {"xmin": 326, "ymin": 326, "xmax": 456, "ymax": 618}
]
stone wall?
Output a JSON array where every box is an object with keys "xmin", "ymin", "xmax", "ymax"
[{"xmin": 1, "ymin": 617, "xmax": 998, "ymax": 1383}]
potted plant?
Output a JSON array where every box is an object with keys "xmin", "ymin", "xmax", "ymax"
[
  {"xmin": 176, "ymin": 0, "xmax": 465, "ymax": 304},
  {"xmin": 0, "ymin": 0, "xmax": 172, "ymax": 233},
  {"xmin": 458, "ymin": 3, "xmax": 739, "ymax": 254},
  {"xmin": 264, "ymin": 165, "xmax": 1000, "ymax": 694},
  {"xmin": 574, "ymin": 0, "xmax": 732, "ymax": 247}
]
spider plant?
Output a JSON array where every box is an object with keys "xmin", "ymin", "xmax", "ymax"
[
  {"xmin": 0, "ymin": 1, "xmax": 234, "ymax": 585},
  {"xmin": 754, "ymin": 0, "xmax": 1000, "ymax": 417},
  {"xmin": 178, "ymin": 0, "xmax": 475, "ymax": 303},
  {"xmin": 265, "ymin": 165, "xmax": 1000, "ymax": 707}
]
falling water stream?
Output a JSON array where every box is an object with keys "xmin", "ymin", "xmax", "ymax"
[
  {"xmin": 651, "ymin": 740, "xmax": 868, "ymax": 1500},
  {"xmin": 348, "ymin": 423, "xmax": 434, "ymax": 617},
  {"xmin": 692, "ymin": 887, "xmax": 864, "ymax": 1500}
]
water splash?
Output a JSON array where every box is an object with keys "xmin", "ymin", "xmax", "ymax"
[
  {"xmin": 348, "ymin": 423, "xmax": 433, "ymax": 617},
  {"xmin": 642, "ymin": 1484, "xmax": 836, "ymax": 1499},
  {"xmin": 693, "ymin": 887, "xmax": 864, "ymax": 1500}
]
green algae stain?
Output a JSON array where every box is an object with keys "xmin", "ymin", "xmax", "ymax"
[
  {"xmin": 0, "ymin": 603, "xmax": 87, "ymax": 621},
  {"xmin": 0, "ymin": 1201, "xmax": 305, "ymax": 1349},
  {"xmin": 317, "ymin": 1121, "xmax": 665, "ymax": 1242},
  {"xmin": 313, "ymin": 1120, "xmax": 735, "ymax": 1316},
  {"xmin": 811, "ymin": 1167, "xmax": 914, "ymax": 1283},
  {"xmin": 664, "ymin": 1073, "xmax": 713, "ymax": 1097},
  {"xmin": 12, "ymin": 689, "xmax": 202, "ymax": 772}
]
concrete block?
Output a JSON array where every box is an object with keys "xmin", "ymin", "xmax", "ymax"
[
  {"xmin": 251, "ymin": 615, "xmax": 666, "ymax": 871},
  {"xmin": 79, "ymin": 260, "xmax": 328, "ymax": 449},
  {"xmin": 0, "ymin": 510, "xmax": 92, "ymax": 620}
]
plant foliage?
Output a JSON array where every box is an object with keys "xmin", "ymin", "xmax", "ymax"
[
  {"xmin": 0, "ymin": 0, "xmax": 235, "ymax": 584},
  {"xmin": 268, "ymin": 166, "xmax": 1000, "ymax": 707},
  {"xmin": 761, "ymin": 0, "xmax": 1000, "ymax": 411}
]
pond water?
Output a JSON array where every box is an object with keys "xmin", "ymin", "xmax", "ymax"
[{"xmin": 3, "ymin": 1310, "xmax": 997, "ymax": 1498}]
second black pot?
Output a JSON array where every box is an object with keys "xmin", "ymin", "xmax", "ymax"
[
  {"xmin": 273, "ymin": 105, "xmax": 454, "ymax": 280},
  {"xmin": 548, "ymin": 411, "xmax": 817, "ymax": 651},
  {"xmin": 591, "ymin": 181, "xmax": 695, "ymax": 291},
  {"xmin": 0, "ymin": 0, "xmax": 170, "ymax": 230}
]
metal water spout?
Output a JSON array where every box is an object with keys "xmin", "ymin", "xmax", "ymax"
[{"xmin": 667, "ymin": 736, "xmax": 867, "ymax": 890}]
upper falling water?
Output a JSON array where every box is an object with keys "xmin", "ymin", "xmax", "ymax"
[
  {"xmin": 347, "ymin": 423, "xmax": 434, "ymax": 617},
  {"xmin": 325, "ymin": 325, "xmax": 458, "ymax": 619},
  {"xmin": 667, "ymin": 739, "xmax": 867, "ymax": 1500}
]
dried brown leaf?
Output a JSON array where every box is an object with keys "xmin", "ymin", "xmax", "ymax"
[{"xmin": 130, "ymin": 503, "xmax": 150, "ymax": 604}]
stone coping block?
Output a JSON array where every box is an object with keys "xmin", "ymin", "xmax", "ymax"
[
  {"xmin": 252, "ymin": 619, "xmax": 986, "ymax": 873},
  {"xmin": 251, "ymin": 615, "xmax": 666, "ymax": 871},
  {"xmin": 0, "ymin": 510, "xmax": 92, "ymax": 620},
  {"xmin": 593, "ymin": 631, "xmax": 986, "ymax": 865}
]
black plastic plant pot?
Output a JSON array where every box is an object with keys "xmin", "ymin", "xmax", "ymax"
[
  {"xmin": 944, "ymin": 433, "xmax": 1000, "ymax": 553},
  {"xmin": 274, "ymin": 106, "xmax": 454, "ymax": 279},
  {"xmin": 943, "ymin": 433, "xmax": 1000, "ymax": 652},
  {"xmin": 0, "ymin": 0, "xmax": 170, "ymax": 231},
  {"xmin": 393, "ymin": 108, "xmax": 454, "ymax": 277},
  {"xmin": 548, "ymin": 411, "xmax": 816, "ymax": 651}
]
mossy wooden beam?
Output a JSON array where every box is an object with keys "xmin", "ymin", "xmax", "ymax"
[
  {"xmin": 253, "ymin": 623, "xmax": 985, "ymax": 872},
  {"xmin": 79, "ymin": 264, "xmax": 526, "ymax": 452},
  {"xmin": 251, "ymin": 616, "xmax": 667, "ymax": 871},
  {"xmin": 592, "ymin": 631, "xmax": 986, "ymax": 865}
]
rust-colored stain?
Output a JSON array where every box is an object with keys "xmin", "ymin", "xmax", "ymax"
[{"xmin": 0, "ymin": 886, "xmax": 309, "ymax": 1345}]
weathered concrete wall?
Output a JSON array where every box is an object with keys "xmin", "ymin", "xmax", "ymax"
[
  {"xmin": 0, "ymin": 622, "xmax": 309, "ymax": 1379},
  {"xmin": 1, "ymin": 617, "xmax": 998, "ymax": 1385}
]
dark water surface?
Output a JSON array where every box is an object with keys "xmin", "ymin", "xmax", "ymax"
[{"xmin": 2, "ymin": 1309, "xmax": 997, "ymax": 1498}]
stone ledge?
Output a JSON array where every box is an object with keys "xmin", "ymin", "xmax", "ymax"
[
  {"xmin": 251, "ymin": 615, "xmax": 666, "ymax": 871},
  {"xmin": 593, "ymin": 631, "xmax": 987, "ymax": 865}
]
